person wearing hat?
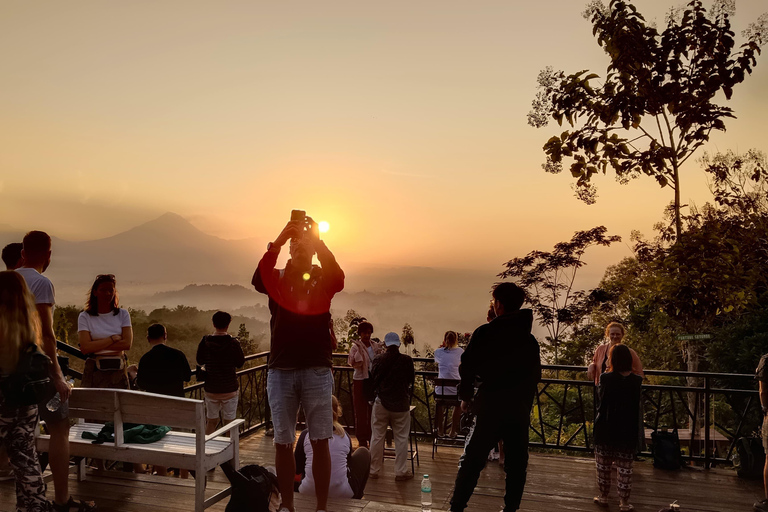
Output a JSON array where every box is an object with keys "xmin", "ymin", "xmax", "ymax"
[{"xmin": 367, "ymin": 332, "xmax": 415, "ymax": 481}]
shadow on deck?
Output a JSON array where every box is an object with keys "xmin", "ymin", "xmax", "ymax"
[{"xmin": 1, "ymin": 430, "xmax": 762, "ymax": 512}]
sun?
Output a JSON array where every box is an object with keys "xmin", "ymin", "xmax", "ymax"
[{"xmin": 318, "ymin": 221, "xmax": 330, "ymax": 233}]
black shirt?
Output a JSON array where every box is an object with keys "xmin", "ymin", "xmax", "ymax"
[
  {"xmin": 370, "ymin": 346, "xmax": 415, "ymax": 412},
  {"xmin": 196, "ymin": 334, "xmax": 246, "ymax": 394},
  {"xmin": 594, "ymin": 372, "xmax": 643, "ymax": 449},
  {"xmin": 137, "ymin": 344, "xmax": 192, "ymax": 398}
]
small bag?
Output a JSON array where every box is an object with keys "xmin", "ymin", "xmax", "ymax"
[
  {"xmin": 95, "ymin": 356, "xmax": 125, "ymax": 371},
  {"xmin": 651, "ymin": 429, "xmax": 683, "ymax": 470},
  {"xmin": 0, "ymin": 343, "xmax": 52, "ymax": 407},
  {"xmin": 734, "ymin": 436, "xmax": 765, "ymax": 479}
]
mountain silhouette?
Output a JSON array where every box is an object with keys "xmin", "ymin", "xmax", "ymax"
[{"xmin": 0, "ymin": 213, "xmax": 265, "ymax": 303}]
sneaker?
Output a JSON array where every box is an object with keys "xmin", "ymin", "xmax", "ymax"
[
  {"xmin": 395, "ymin": 472, "xmax": 414, "ymax": 481},
  {"xmin": 755, "ymin": 499, "xmax": 768, "ymax": 512}
]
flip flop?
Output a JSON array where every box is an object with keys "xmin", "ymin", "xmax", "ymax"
[
  {"xmin": 52, "ymin": 497, "xmax": 97, "ymax": 512},
  {"xmin": 593, "ymin": 496, "xmax": 609, "ymax": 507}
]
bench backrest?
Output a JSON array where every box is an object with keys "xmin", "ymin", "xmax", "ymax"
[{"xmin": 69, "ymin": 388, "xmax": 205, "ymax": 432}]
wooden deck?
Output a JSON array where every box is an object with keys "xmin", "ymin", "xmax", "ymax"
[{"xmin": 2, "ymin": 430, "xmax": 762, "ymax": 512}]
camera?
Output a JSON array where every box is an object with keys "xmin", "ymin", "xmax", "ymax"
[{"xmin": 290, "ymin": 209, "xmax": 316, "ymax": 238}]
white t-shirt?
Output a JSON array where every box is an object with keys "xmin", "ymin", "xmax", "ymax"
[
  {"xmin": 78, "ymin": 309, "xmax": 132, "ymax": 355},
  {"xmin": 434, "ymin": 346, "xmax": 464, "ymax": 395},
  {"xmin": 16, "ymin": 267, "xmax": 55, "ymax": 307},
  {"xmin": 298, "ymin": 430, "xmax": 354, "ymax": 499}
]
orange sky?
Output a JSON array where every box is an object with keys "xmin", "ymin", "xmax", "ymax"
[{"xmin": 1, "ymin": 0, "xmax": 767, "ymax": 275}]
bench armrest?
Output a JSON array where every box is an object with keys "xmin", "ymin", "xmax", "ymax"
[{"xmin": 205, "ymin": 419, "xmax": 245, "ymax": 442}]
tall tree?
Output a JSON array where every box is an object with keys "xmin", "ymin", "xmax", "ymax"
[
  {"xmin": 499, "ymin": 226, "xmax": 621, "ymax": 363},
  {"xmin": 528, "ymin": 0, "xmax": 766, "ymax": 238}
]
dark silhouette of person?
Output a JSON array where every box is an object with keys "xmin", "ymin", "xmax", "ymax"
[
  {"xmin": 2, "ymin": 242, "xmax": 23, "ymax": 270},
  {"xmin": 449, "ymin": 282, "xmax": 541, "ymax": 512}
]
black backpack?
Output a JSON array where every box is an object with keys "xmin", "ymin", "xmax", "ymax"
[
  {"xmin": 221, "ymin": 463, "xmax": 279, "ymax": 512},
  {"xmin": 0, "ymin": 343, "xmax": 52, "ymax": 407},
  {"xmin": 734, "ymin": 437, "xmax": 765, "ymax": 479},
  {"xmin": 651, "ymin": 429, "xmax": 683, "ymax": 470}
]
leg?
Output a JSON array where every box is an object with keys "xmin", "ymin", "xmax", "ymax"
[
  {"xmin": 5, "ymin": 405, "xmax": 49, "ymax": 512},
  {"xmin": 267, "ymin": 369, "xmax": 301, "ymax": 512},
  {"xmin": 204, "ymin": 396, "xmax": 222, "ymax": 435},
  {"xmin": 500, "ymin": 420, "xmax": 529, "ymax": 511},
  {"xmin": 435, "ymin": 404, "xmax": 445, "ymax": 437},
  {"xmin": 353, "ymin": 380, "xmax": 371, "ymax": 448},
  {"xmin": 299, "ymin": 368, "xmax": 334, "ymax": 511},
  {"xmin": 450, "ymin": 404, "xmax": 463, "ymax": 438},
  {"xmin": 275, "ymin": 443, "xmax": 297, "ymax": 512},
  {"xmin": 45, "ymin": 418, "xmax": 72, "ymax": 505},
  {"xmin": 369, "ymin": 401, "xmax": 389, "ymax": 477},
  {"xmin": 450, "ymin": 413, "xmax": 500, "ymax": 512},
  {"xmin": 615, "ymin": 452, "xmax": 634, "ymax": 506},
  {"xmin": 594, "ymin": 448, "xmax": 612, "ymax": 500},
  {"xmin": 348, "ymin": 447, "xmax": 371, "ymax": 499},
  {"xmin": 310, "ymin": 438, "xmax": 330, "ymax": 511},
  {"xmin": 390, "ymin": 410, "xmax": 411, "ymax": 477}
]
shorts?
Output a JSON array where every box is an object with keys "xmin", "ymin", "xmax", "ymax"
[
  {"xmin": 205, "ymin": 395, "xmax": 239, "ymax": 421},
  {"xmin": 267, "ymin": 367, "xmax": 333, "ymax": 445}
]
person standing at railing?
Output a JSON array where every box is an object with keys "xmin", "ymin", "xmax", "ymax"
[
  {"xmin": 368, "ymin": 332, "xmax": 415, "ymax": 481},
  {"xmin": 434, "ymin": 331, "xmax": 463, "ymax": 438},
  {"xmin": 17, "ymin": 231, "xmax": 95, "ymax": 512},
  {"xmin": 587, "ymin": 322, "xmax": 644, "ymax": 386},
  {"xmin": 449, "ymin": 282, "xmax": 541, "ymax": 512},
  {"xmin": 0, "ymin": 271, "xmax": 52, "ymax": 512},
  {"xmin": 348, "ymin": 321, "xmax": 383, "ymax": 449},
  {"xmin": 592, "ymin": 344, "xmax": 642, "ymax": 512},
  {"xmin": 78, "ymin": 274, "xmax": 133, "ymax": 390},
  {"xmin": 196, "ymin": 311, "xmax": 245, "ymax": 436},
  {"xmin": 753, "ymin": 354, "xmax": 768, "ymax": 512},
  {"xmin": 252, "ymin": 212, "xmax": 345, "ymax": 512}
]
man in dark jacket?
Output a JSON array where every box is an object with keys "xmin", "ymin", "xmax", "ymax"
[
  {"xmin": 449, "ymin": 282, "xmax": 541, "ymax": 512},
  {"xmin": 252, "ymin": 215, "xmax": 345, "ymax": 512},
  {"xmin": 368, "ymin": 332, "xmax": 416, "ymax": 481}
]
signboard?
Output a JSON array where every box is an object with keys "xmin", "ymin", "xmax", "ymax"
[{"xmin": 676, "ymin": 334, "xmax": 712, "ymax": 341}]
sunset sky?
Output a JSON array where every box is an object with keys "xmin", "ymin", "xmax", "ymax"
[{"xmin": 2, "ymin": 0, "xmax": 767, "ymax": 277}]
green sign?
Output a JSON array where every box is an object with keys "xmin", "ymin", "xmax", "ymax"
[{"xmin": 676, "ymin": 334, "xmax": 712, "ymax": 341}]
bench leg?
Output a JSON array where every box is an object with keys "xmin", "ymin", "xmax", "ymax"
[
  {"xmin": 195, "ymin": 471, "xmax": 206, "ymax": 512},
  {"xmin": 77, "ymin": 458, "xmax": 86, "ymax": 482}
]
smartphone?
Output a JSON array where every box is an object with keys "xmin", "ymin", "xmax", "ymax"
[{"xmin": 291, "ymin": 210, "xmax": 306, "ymax": 222}]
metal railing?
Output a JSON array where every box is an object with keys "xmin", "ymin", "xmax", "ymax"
[{"xmin": 60, "ymin": 341, "xmax": 760, "ymax": 467}]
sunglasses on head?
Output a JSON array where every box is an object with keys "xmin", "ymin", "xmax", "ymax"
[{"xmin": 96, "ymin": 274, "xmax": 116, "ymax": 281}]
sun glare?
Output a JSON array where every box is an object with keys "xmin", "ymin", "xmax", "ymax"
[{"xmin": 318, "ymin": 221, "xmax": 330, "ymax": 233}]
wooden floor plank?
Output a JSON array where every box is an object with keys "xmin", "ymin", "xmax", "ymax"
[{"xmin": 1, "ymin": 430, "xmax": 760, "ymax": 512}]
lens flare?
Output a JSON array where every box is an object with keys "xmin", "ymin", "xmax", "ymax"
[
  {"xmin": 318, "ymin": 221, "xmax": 330, "ymax": 233},
  {"xmin": 302, "ymin": 272, "xmax": 311, "ymax": 281}
]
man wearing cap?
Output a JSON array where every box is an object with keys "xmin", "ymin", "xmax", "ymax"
[
  {"xmin": 252, "ymin": 216, "xmax": 345, "ymax": 512},
  {"xmin": 368, "ymin": 332, "xmax": 416, "ymax": 481}
]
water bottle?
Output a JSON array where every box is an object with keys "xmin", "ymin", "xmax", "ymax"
[
  {"xmin": 420, "ymin": 474, "xmax": 432, "ymax": 512},
  {"xmin": 46, "ymin": 378, "xmax": 74, "ymax": 412}
]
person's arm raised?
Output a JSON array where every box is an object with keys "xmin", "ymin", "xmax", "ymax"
[{"xmin": 252, "ymin": 221, "xmax": 302, "ymax": 294}]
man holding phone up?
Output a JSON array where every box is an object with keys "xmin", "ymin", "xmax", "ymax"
[{"xmin": 252, "ymin": 211, "xmax": 345, "ymax": 512}]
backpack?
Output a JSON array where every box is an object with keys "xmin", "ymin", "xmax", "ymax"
[
  {"xmin": 0, "ymin": 343, "xmax": 52, "ymax": 407},
  {"xmin": 734, "ymin": 436, "xmax": 765, "ymax": 479},
  {"xmin": 651, "ymin": 429, "xmax": 683, "ymax": 470},
  {"xmin": 221, "ymin": 463, "xmax": 280, "ymax": 512}
]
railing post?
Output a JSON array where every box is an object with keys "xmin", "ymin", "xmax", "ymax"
[{"xmin": 704, "ymin": 375, "xmax": 711, "ymax": 468}]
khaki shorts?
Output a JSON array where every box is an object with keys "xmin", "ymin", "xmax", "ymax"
[{"xmin": 205, "ymin": 395, "xmax": 239, "ymax": 421}]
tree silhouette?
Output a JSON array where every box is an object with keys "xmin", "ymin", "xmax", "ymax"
[{"xmin": 529, "ymin": 0, "xmax": 767, "ymax": 239}]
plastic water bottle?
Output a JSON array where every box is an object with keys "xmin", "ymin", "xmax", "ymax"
[
  {"xmin": 46, "ymin": 378, "xmax": 74, "ymax": 412},
  {"xmin": 420, "ymin": 474, "xmax": 432, "ymax": 512}
]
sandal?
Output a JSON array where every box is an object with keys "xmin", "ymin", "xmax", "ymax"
[
  {"xmin": 51, "ymin": 497, "xmax": 97, "ymax": 511},
  {"xmin": 593, "ymin": 496, "xmax": 609, "ymax": 507},
  {"xmin": 619, "ymin": 504, "xmax": 634, "ymax": 511}
]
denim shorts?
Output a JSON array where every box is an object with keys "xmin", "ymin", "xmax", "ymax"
[{"xmin": 267, "ymin": 367, "xmax": 333, "ymax": 445}]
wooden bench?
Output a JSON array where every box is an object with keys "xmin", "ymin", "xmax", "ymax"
[{"xmin": 36, "ymin": 388, "xmax": 244, "ymax": 512}]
